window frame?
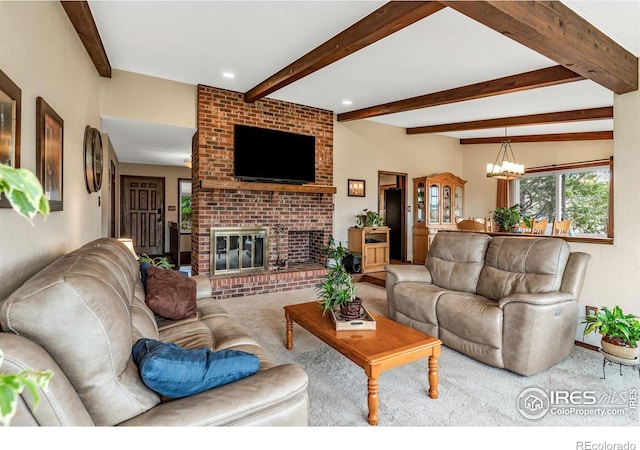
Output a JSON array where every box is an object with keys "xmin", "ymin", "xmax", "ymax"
[{"xmin": 513, "ymin": 157, "xmax": 614, "ymax": 242}]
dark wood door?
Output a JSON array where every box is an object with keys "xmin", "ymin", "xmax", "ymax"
[
  {"xmin": 385, "ymin": 188, "xmax": 402, "ymax": 261},
  {"xmin": 110, "ymin": 160, "xmax": 116, "ymax": 238},
  {"xmin": 121, "ymin": 175, "xmax": 165, "ymax": 256}
]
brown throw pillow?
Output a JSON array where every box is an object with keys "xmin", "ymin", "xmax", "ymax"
[{"xmin": 145, "ymin": 265, "xmax": 197, "ymax": 320}]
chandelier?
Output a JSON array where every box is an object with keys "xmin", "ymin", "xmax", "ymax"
[{"xmin": 486, "ymin": 129, "xmax": 524, "ymax": 180}]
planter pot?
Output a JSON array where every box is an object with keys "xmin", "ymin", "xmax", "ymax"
[
  {"xmin": 601, "ymin": 336, "xmax": 639, "ymax": 360},
  {"xmin": 343, "ymin": 254, "xmax": 361, "ymax": 273},
  {"xmin": 339, "ymin": 297, "xmax": 362, "ymax": 321}
]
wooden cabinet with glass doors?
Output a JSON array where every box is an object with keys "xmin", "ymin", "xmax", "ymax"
[{"xmin": 412, "ymin": 172, "xmax": 466, "ymax": 264}]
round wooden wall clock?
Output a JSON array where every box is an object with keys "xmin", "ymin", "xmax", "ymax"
[{"xmin": 83, "ymin": 126, "xmax": 103, "ymax": 193}]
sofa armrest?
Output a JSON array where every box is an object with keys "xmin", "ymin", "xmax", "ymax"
[
  {"xmin": 0, "ymin": 333, "xmax": 95, "ymax": 426},
  {"xmin": 117, "ymin": 364, "xmax": 309, "ymax": 426},
  {"xmin": 498, "ymin": 291, "xmax": 576, "ymax": 309},
  {"xmin": 385, "ymin": 264, "xmax": 432, "ymax": 284},
  {"xmin": 193, "ymin": 275, "xmax": 212, "ymax": 300}
]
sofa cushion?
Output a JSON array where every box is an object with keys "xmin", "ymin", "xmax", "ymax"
[
  {"xmin": 436, "ymin": 292, "xmax": 503, "ymax": 349},
  {"xmin": 426, "ymin": 232, "xmax": 491, "ymax": 294},
  {"xmin": 145, "ymin": 266, "xmax": 197, "ymax": 320},
  {"xmin": 392, "ymin": 282, "xmax": 449, "ymax": 330},
  {"xmin": 139, "ymin": 262, "xmax": 152, "ymax": 290},
  {"xmin": 476, "ymin": 237, "xmax": 570, "ymax": 301},
  {"xmin": 132, "ymin": 338, "xmax": 260, "ymax": 399}
]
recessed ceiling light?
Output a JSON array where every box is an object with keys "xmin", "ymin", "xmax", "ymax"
[
  {"xmin": 222, "ymin": 72, "xmax": 235, "ymax": 79},
  {"xmin": 342, "ymin": 99, "xmax": 353, "ymax": 106}
]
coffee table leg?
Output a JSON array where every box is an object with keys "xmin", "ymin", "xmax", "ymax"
[
  {"xmin": 285, "ymin": 311, "xmax": 293, "ymax": 350},
  {"xmin": 367, "ymin": 377, "xmax": 379, "ymax": 426},
  {"xmin": 428, "ymin": 352, "xmax": 440, "ymax": 399}
]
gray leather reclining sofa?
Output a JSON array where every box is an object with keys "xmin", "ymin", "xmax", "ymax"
[
  {"xmin": 385, "ymin": 231, "xmax": 590, "ymax": 376},
  {"xmin": 0, "ymin": 238, "xmax": 309, "ymax": 426}
]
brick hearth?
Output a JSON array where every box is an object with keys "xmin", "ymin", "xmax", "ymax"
[{"xmin": 192, "ymin": 85, "xmax": 335, "ymax": 299}]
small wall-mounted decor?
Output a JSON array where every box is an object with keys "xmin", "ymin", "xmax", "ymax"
[
  {"xmin": 0, "ymin": 69, "xmax": 22, "ymax": 209},
  {"xmin": 84, "ymin": 126, "xmax": 103, "ymax": 193},
  {"xmin": 348, "ymin": 179, "xmax": 365, "ymax": 197},
  {"xmin": 36, "ymin": 97, "xmax": 63, "ymax": 211}
]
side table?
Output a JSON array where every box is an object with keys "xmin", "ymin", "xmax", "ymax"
[{"xmin": 599, "ymin": 349, "xmax": 640, "ymax": 380}]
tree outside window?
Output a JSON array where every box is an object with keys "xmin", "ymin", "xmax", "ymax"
[
  {"xmin": 516, "ymin": 160, "xmax": 612, "ymax": 238},
  {"xmin": 178, "ymin": 178, "xmax": 192, "ymax": 232}
]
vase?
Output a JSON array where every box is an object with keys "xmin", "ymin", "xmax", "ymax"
[
  {"xmin": 339, "ymin": 297, "xmax": 362, "ymax": 321},
  {"xmin": 601, "ymin": 336, "xmax": 639, "ymax": 360}
]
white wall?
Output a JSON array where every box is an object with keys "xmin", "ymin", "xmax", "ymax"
[
  {"xmin": 100, "ymin": 69, "xmax": 196, "ymax": 128},
  {"xmin": 0, "ymin": 2, "xmax": 102, "ymax": 300},
  {"xmin": 333, "ymin": 119, "xmax": 462, "ymax": 262}
]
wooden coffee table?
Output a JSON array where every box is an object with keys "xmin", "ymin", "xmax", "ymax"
[{"xmin": 284, "ymin": 301, "xmax": 442, "ymax": 425}]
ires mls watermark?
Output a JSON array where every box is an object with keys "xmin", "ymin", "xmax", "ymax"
[{"xmin": 517, "ymin": 387, "xmax": 637, "ymax": 420}]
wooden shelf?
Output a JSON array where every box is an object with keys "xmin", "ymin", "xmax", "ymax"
[{"xmin": 200, "ymin": 180, "xmax": 336, "ymax": 195}]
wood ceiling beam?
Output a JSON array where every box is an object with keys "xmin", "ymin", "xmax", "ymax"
[
  {"xmin": 460, "ymin": 131, "xmax": 613, "ymax": 145},
  {"xmin": 61, "ymin": 1, "xmax": 111, "ymax": 78},
  {"xmin": 337, "ymin": 65, "xmax": 583, "ymax": 122},
  {"xmin": 406, "ymin": 106, "xmax": 613, "ymax": 135},
  {"xmin": 440, "ymin": 1, "xmax": 637, "ymax": 94},
  {"xmin": 244, "ymin": 1, "xmax": 446, "ymax": 103}
]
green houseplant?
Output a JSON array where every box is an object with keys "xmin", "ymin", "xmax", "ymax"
[
  {"xmin": 355, "ymin": 208, "xmax": 383, "ymax": 227},
  {"xmin": 315, "ymin": 264, "xmax": 361, "ymax": 320},
  {"xmin": 491, "ymin": 204, "xmax": 529, "ymax": 232},
  {"xmin": 0, "ymin": 163, "xmax": 53, "ymax": 426},
  {"xmin": 582, "ymin": 306, "xmax": 640, "ymax": 360},
  {"xmin": 138, "ymin": 253, "xmax": 174, "ymax": 269},
  {"xmin": 319, "ymin": 235, "xmax": 349, "ymax": 268}
]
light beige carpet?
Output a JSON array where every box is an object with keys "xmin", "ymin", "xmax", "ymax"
[{"xmin": 218, "ymin": 282, "xmax": 639, "ymax": 429}]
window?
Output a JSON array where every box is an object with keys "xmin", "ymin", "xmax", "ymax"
[
  {"xmin": 514, "ymin": 158, "xmax": 613, "ymax": 238},
  {"xmin": 178, "ymin": 178, "xmax": 192, "ymax": 233}
]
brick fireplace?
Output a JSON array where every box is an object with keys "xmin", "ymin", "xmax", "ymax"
[{"xmin": 192, "ymin": 85, "xmax": 335, "ymax": 299}]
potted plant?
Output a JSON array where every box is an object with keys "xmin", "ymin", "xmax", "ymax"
[
  {"xmin": 315, "ymin": 264, "xmax": 361, "ymax": 320},
  {"xmin": 355, "ymin": 208, "xmax": 383, "ymax": 227},
  {"xmin": 0, "ymin": 163, "xmax": 53, "ymax": 426},
  {"xmin": 343, "ymin": 251, "xmax": 362, "ymax": 274},
  {"xmin": 582, "ymin": 306, "xmax": 640, "ymax": 360},
  {"xmin": 319, "ymin": 235, "xmax": 348, "ymax": 268},
  {"xmin": 491, "ymin": 204, "xmax": 529, "ymax": 232},
  {"xmin": 138, "ymin": 253, "xmax": 174, "ymax": 269}
]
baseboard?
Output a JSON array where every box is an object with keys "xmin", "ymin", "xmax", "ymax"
[{"xmin": 574, "ymin": 340, "xmax": 599, "ymax": 352}]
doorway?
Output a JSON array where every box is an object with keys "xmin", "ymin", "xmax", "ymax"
[
  {"xmin": 121, "ymin": 175, "xmax": 165, "ymax": 256},
  {"xmin": 109, "ymin": 160, "xmax": 116, "ymax": 238},
  {"xmin": 378, "ymin": 171, "xmax": 407, "ymax": 263}
]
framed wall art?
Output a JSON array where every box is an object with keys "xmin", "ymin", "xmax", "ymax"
[
  {"xmin": 348, "ymin": 179, "xmax": 365, "ymax": 197},
  {"xmin": 36, "ymin": 97, "xmax": 63, "ymax": 211},
  {"xmin": 0, "ymin": 69, "xmax": 22, "ymax": 209}
]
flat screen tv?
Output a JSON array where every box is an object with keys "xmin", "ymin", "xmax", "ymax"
[{"xmin": 233, "ymin": 124, "xmax": 316, "ymax": 184}]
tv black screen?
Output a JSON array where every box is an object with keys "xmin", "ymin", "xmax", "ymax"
[{"xmin": 233, "ymin": 124, "xmax": 316, "ymax": 184}]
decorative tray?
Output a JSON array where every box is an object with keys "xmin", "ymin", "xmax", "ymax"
[{"xmin": 329, "ymin": 304, "xmax": 376, "ymax": 331}]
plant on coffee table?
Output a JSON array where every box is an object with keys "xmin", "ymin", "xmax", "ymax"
[{"xmin": 316, "ymin": 264, "xmax": 361, "ymax": 320}]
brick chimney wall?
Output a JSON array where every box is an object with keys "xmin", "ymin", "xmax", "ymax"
[{"xmin": 192, "ymin": 85, "xmax": 335, "ymax": 298}]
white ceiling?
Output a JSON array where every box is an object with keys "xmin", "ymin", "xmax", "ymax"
[{"xmin": 88, "ymin": 1, "xmax": 640, "ymax": 166}]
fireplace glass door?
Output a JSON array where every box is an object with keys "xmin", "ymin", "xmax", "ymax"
[{"xmin": 211, "ymin": 227, "xmax": 268, "ymax": 275}]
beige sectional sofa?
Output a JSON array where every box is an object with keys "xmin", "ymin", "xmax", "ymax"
[
  {"xmin": 0, "ymin": 238, "xmax": 309, "ymax": 426},
  {"xmin": 385, "ymin": 231, "xmax": 590, "ymax": 376}
]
